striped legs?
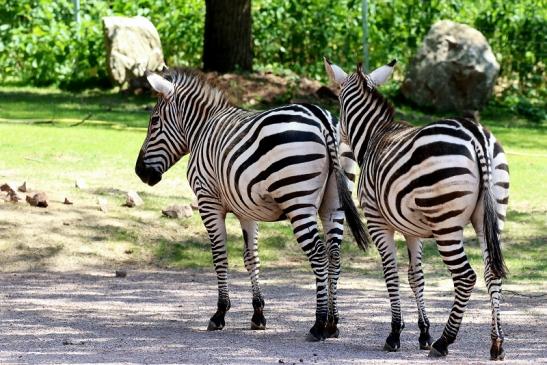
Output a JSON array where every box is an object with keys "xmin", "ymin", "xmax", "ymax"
[
  {"xmin": 406, "ymin": 236, "xmax": 433, "ymax": 350},
  {"xmin": 239, "ymin": 218, "xmax": 266, "ymax": 330},
  {"xmin": 286, "ymin": 208, "xmax": 329, "ymax": 341},
  {"xmin": 320, "ymin": 210, "xmax": 343, "ymax": 339},
  {"xmin": 429, "ymin": 230, "xmax": 477, "ymax": 357},
  {"xmin": 319, "ymin": 174, "xmax": 346, "ymax": 338},
  {"xmin": 199, "ymin": 205, "xmax": 231, "ymax": 331},
  {"xmin": 370, "ymin": 226, "xmax": 405, "ymax": 351},
  {"xmin": 473, "ymin": 216, "xmax": 505, "ymax": 360}
]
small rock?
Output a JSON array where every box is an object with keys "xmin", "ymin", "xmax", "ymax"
[
  {"xmin": 75, "ymin": 179, "xmax": 87, "ymax": 189},
  {"xmin": 62, "ymin": 339, "xmax": 85, "ymax": 346},
  {"xmin": 124, "ymin": 249, "xmax": 133, "ymax": 255},
  {"xmin": 63, "ymin": 197, "xmax": 73, "ymax": 205},
  {"xmin": 162, "ymin": 204, "xmax": 193, "ymax": 219},
  {"xmin": 115, "ymin": 270, "xmax": 127, "ymax": 278},
  {"xmin": 26, "ymin": 192, "xmax": 48, "ymax": 208},
  {"xmin": 0, "ymin": 182, "xmax": 16, "ymax": 194},
  {"xmin": 63, "ymin": 222, "xmax": 70, "ymax": 226},
  {"xmin": 97, "ymin": 198, "xmax": 108, "ymax": 212},
  {"xmin": 279, "ymin": 360, "xmax": 284, "ymax": 364},
  {"xmin": 299, "ymin": 359, "xmax": 304, "ymax": 363},
  {"xmin": 1, "ymin": 183, "xmax": 20, "ymax": 202},
  {"xmin": 17, "ymin": 181, "xmax": 27, "ymax": 192},
  {"xmin": 191, "ymin": 198, "xmax": 199, "ymax": 210},
  {"xmin": 123, "ymin": 190, "xmax": 143, "ymax": 207}
]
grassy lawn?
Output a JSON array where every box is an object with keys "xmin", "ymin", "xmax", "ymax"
[{"xmin": 0, "ymin": 86, "xmax": 545, "ymax": 289}]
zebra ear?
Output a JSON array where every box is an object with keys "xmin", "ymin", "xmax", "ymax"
[
  {"xmin": 324, "ymin": 57, "xmax": 348, "ymax": 86},
  {"xmin": 369, "ymin": 59, "xmax": 397, "ymax": 87},
  {"xmin": 146, "ymin": 72, "xmax": 174, "ymax": 98}
]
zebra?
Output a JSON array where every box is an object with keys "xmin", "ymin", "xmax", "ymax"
[
  {"xmin": 134, "ymin": 68, "xmax": 368, "ymax": 341},
  {"xmin": 324, "ymin": 58, "xmax": 509, "ymax": 360}
]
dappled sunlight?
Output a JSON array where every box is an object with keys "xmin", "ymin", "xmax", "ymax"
[{"xmin": 0, "ymin": 270, "xmax": 544, "ymax": 364}]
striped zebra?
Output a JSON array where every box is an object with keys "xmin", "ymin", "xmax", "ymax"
[
  {"xmin": 135, "ymin": 68, "xmax": 367, "ymax": 341},
  {"xmin": 324, "ymin": 59, "xmax": 509, "ymax": 359}
]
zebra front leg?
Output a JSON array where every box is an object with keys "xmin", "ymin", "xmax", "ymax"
[
  {"xmin": 239, "ymin": 218, "xmax": 266, "ymax": 330},
  {"xmin": 372, "ymin": 227, "xmax": 405, "ymax": 351},
  {"xmin": 200, "ymin": 208, "xmax": 231, "ymax": 331},
  {"xmin": 429, "ymin": 231, "xmax": 477, "ymax": 358},
  {"xmin": 286, "ymin": 209, "xmax": 329, "ymax": 341},
  {"xmin": 405, "ymin": 236, "xmax": 433, "ymax": 350}
]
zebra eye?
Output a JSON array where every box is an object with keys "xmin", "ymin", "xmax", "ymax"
[{"xmin": 150, "ymin": 116, "xmax": 160, "ymax": 126}]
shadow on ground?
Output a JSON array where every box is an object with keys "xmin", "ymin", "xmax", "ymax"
[{"xmin": 0, "ymin": 270, "xmax": 545, "ymax": 364}]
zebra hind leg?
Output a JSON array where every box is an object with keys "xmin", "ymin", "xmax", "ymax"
[
  {"xmin": 239, "ymin": 218, "xmax": 266, "ymax": 330},
  {"xmin": 200, "ymin": 208, "xmax": 231, "ymax": 331},
  {"xmin": 429, "ymin": 231, "xmax": 476, "ymax": 358},
  {"xmin": 319, "ymin": 172, "xmax": 346, "ymax": 339},
  {"xmin": 372, "ymin": 227, "xmax": 405, "ymax": 351},
  {"xmin": 285, "ymin": 208, "xmax": 329, "ymax": 341},
  {"xmin": 320, "ymin": 208, "xmax": 344, "ymax": 339},
  {"xmin": 472, "ymin": 214, "xmax": 505, "ymax": 360},
  {"xmin": 405, "ymin": 236, "xmax": 433, "ymax": 350}
]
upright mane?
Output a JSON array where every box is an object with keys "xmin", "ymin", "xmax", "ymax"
[{"xmin": 162, "ymin": 67, "xmax": 232, "ymax": 108}]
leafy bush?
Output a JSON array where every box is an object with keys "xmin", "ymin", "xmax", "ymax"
[{"xmin": 0, "ymin": 0, "xmax": 544, "ymax": 112}]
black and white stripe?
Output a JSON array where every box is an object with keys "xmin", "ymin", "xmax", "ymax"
[
  {"xmin": 135, "ymin": 69, "xmax": 367, "ymax": 340},
  {"xmin": 325, "ymin": 59, "xmax": 509, "ymax": 359}
]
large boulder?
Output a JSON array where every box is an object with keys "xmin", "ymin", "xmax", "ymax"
[
  {"xmin": 401, "ymin": 20, "xmax": 499, "ymax": 112},
  {"xmin": 103, "ymin": 16, "xmax": 165, "ymax": 89}
]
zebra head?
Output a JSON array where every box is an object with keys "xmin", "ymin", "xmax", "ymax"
[
  {"xmin": 324, "ymin": 58, "xmax": 396, "ymax": 136},
  {"xmin": 135, "ymin": 72, "xmax": 186, "ymax": 186}
]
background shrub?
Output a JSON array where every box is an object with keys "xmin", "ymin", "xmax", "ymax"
[{"xmin": 0, "ymin": 0, "xmax": 544, "ymax": 110}]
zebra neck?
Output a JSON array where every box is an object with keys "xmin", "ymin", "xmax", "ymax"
[
  {"xmin": 183, "ymin": 105, "xmax": 247, "ymax": 153},
  {"xmin": 348, "ymin": 114, "xmax": 395, "ymax": 166}
]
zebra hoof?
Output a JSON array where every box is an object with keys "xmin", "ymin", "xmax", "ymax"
[
  {"xmin": 251, "ymin": 312, "xmax": 266, "ymax": 330},
  {"xmin": 325, "ymin": 325, "xmax": 340, "ymax": 339},
  {"xmin": 383, "ymin": 332, "xmax": 401, "ymax": 352},
  {"xmin": 305, "ymin": 332, "xmax": 325, "ymax": 342},
  {"xmin": 419, "ymin": 332, "xmax": 433, "ymax": 350},
  {"xmin": 383, "ymin": 341, "xmax": 400, "ymax": 352},
  {"xmin": 490, "ymin": 339, "xmax": 505, "ymax": 361},
  {"xmin": 207, "ymin": 313, "xmax": 225, "ymax": 331},
  {"xmin": 207, "ymin": 320, "xmax": 224, "ymax": 331},
  {"xmin": 306, "ymin": 322, "xmax": 326, "ymax": 342},
  {"xmin": 428, "ymin": 340, "xmax": 448, "ymax": 358},
  {"xmin": 250, "ymin": 321, "xmax": 266, "ymax": 330}
]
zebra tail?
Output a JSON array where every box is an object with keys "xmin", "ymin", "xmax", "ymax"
[
  {"xmin": 476, "ymin": 135, "xmax": 508, "ymax": 279},
  {"xmin": 335, "ymin": 169, "xmax": 370, "ymax": 251},
  {"xmin": 483, "ymin": 181, "xmax": 508, "ymax": 278}
]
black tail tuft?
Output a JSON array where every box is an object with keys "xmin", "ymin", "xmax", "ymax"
[
  {"xmin": 335, "ymin": 170, "xmax": 370, "ymax": 251},
  {"xmin": 483, "ymin": 187, "xmax": 508, "ymax": 278}
]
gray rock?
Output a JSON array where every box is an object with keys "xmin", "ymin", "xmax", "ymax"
[
  {"xmin": 401, "ymin": 20, "xmax": 499, "ymax": 112},
  {"xmin": 123, "ymin": 191, "xmax": 144, "ymax": 207},
  {"xmin": 103, "ymin": 16, "xmax": 165, "ymax": 89},
  {"xmin": 162, "ymin": 204, "xmax": 193, "ymax": 219},
  {"xmin": 26, "ymin": 192, "xmax": 48, "ymax": 208}
]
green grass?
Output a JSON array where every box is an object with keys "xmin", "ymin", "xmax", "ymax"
[{"xmin": 0, "ymin": 86, "xmax": 545, "ymax": 285}]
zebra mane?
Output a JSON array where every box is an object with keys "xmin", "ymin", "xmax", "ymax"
[
  {"xmin": 366, "ymin": 82, "xmax": 396, "ymax": 124},
  {"xmin": 162, "ymin": 67, "xmax": 232, "ymax": 108}
]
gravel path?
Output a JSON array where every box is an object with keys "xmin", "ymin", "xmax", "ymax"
[{"xmin": 0, "ymin": 269, "xmax": 545, "ymax": 364}]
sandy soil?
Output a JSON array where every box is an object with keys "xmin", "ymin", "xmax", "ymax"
[{"xmin": 0, "ymin": 269, "xmax": 545, "ymax": 365}]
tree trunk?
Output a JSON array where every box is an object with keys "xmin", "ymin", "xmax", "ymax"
[{"xmin": 203, "ymin": 0, "xmax": 252, "ymax": 72}]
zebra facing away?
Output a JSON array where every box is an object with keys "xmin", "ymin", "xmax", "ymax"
[
  {"xmin": 135, "ymin": 68, "xmax": 368, "ymax": 341},
  {"xmin": 324, "ymin": 59, "xmax": 509, "ymax": 360}
]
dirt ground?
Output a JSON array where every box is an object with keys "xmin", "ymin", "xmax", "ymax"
[{"xmin": 0, "ymin": 269, "xmax": 545, "ymax": 364}]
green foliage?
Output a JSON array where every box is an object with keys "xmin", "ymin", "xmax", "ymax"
[{"xmin": 0, "ymin": 0, "xmax": 544, "ymax": 109}]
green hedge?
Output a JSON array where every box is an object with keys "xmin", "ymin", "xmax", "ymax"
[{"xmin": 0, "ymin": 0, "xmax": 544, "ymax": 106}]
